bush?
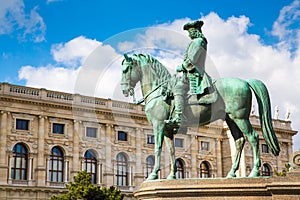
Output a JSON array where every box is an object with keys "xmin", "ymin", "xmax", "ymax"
[{"xmin": 51, "ymin": 171, "xmax": 124, "ymax": 200}]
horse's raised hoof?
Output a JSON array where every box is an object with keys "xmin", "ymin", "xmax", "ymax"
[
  {"xmin": 226, "ymin": 171, "xmax": 236, "ymax": 178},
  {"xmin": 166, "ymin": 174, "xmax": 176, "ymax": 180},
  {"xmin": 248, "ymin": 168, "xmax": 260, "ymax": 178},
  {"xmin": 146, "ymin": 172, "xmax": 158, "ymax": 181}
]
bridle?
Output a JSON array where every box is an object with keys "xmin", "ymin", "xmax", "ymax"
[
  {"xmin": 121, "ymin": 61, "xmax": 136, "ymax": 102},
  {"xmin": 121, "ymin": 55, "xmax": 167, "ymax": 105}
]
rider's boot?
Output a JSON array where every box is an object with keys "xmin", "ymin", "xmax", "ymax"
[{"xmin": 170, "ymin": 94, "xmax": 184, "ymax": 125}]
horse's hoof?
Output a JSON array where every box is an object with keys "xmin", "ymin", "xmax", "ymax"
[
  {"xmin": 146, "ymin": 173, "xmax": 158, "ymax": 181},
  {"xmin": 248, "ymin": 169, "xmax": 260, "ymax": 178},
  {"xmin": 226, "ymin": 171, "xmax": 236, "ymax": 178},
  {"xmin": 166, "ymin": 174, "xmax": 176, "ymax": 180}
]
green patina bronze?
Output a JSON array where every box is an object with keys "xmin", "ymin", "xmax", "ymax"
[
  {"xmin": 121, "ymin": 53, "xmax": 280, "ymax": 180},
  {"xmin": 120, "ymin": 20, "xmax": 280, "ymax": 181}
]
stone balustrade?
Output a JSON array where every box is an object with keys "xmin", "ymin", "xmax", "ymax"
[{"xmin": 0, "ymin": 82, "xmax": 144, "ymax": 114}]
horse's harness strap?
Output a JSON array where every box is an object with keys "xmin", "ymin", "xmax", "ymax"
[{"xmin": 135, "ymin": 81, "xmax": 167, "ymax": 105}]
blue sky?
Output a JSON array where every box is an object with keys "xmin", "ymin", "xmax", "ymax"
[{"xmin": 1, "ymin": 0, "xmax": 300, "ymax": 151}]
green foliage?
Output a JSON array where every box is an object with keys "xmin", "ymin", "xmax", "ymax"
[
  {"xmin": 273, "ymin": 163, "xmax": 292, "ymax": 177},
  {"xmin": 51, "ymin": 171, "xmax": 124, "ymax": 200},
  {"xmin": 101, "ymin": 186, "xmax": 124, "ymax": 200}
]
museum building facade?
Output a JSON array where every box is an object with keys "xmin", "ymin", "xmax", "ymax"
[{"xmin": 0, "ymin": 82, "xmax": 297, "ymax": 199}]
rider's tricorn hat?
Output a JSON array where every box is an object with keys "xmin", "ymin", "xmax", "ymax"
[{"xmin": 183, "ymin": 20, "xmax": 204, "ymax": 30}]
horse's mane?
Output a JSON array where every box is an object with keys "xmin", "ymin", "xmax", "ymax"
[{"xmin": 132, "ymin": 53, "xmax": 172, "ymax": 84}]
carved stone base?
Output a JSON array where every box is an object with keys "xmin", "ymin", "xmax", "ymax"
[{"xmin": 134, "ymin": 172, "xmax": 300, "ymax": 200}]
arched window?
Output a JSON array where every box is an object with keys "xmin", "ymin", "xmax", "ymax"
[
  {"xmin": 11, "ymin": 143, "xmax": 28, "ymax": 180},
  {"xmin": 261, "ymin": 163, "xmax": 272, "ymax": 176},
  {"xmin": 49, "ymin": 146, "xmax": 64, "ymax": 182},
  {"xmin": 145, "ymin": 156, "xmax": 155, "ymax": 178},
  {"xmin": 116, "ymin": 153, "xmax": 128, "ymax": 186},
  {"xmin": 175, "ymin": 158, "xmax": 185, "ymax": 179},
  {"xmin": 200, "ymin": 161, "xmax": 211, "ymax": 178},
  {"xmin": 84, "ymin": 150, "xmax": 97, "ymax": 184}
]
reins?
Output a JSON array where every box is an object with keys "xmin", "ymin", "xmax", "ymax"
[{"xmin": 135, "ymin": 81, "xmax": 167, "ymax": 105}]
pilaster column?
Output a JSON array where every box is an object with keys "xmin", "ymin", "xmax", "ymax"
[
  {"xmin": 97, "ymin": 162, "xmax": 101, "ymax": 184},
  {"xmin": 134, "ymin": 128, "xmax": 144, "ymax": 185},
  {"xmin": 28, "ymin": 157, "xmax": 33, "ymax": 181},
  {"xmin": 64, "ymin": 160, "xmax": 69, "ymax": 183},
  {"xmin": 7, "ymin": 153, "xmax": 12, "ymax": 184},
  {"xmin": 72, "ymin": 120, "xmax": 80, "ymax": 173},
  {"xmin": 191, "ymin": 135, "xmax": 198, "ymax": 178},
  {"xmin": 0, "ymin": 111, "xmax": 8, "ymax": 184},
  {"xmin": 0, "ymin": 111, "xmax": 7, "ymax": 164},
  {"xmin": 216, "ymin": 138, "xmax": 223, "ymax": 177},
  {"xmin": 37, "ymin": 116, "xmax": 46, "ymax": 186},
  {"xmin": 104, "ymin": 124, "xmax": 114, "ymax": 185},
  {"xmin": 38, "ymin": 116, "xmax": 45, "ymax": 167}
]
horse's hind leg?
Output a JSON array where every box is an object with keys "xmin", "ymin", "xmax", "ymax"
[
  {"xmin": 164, "ymin": 134, "xmax": 176, "ymax": 180},
  {"xmin": 226, "ymin": 115, "xmax": 245, "ymax": 178},
  {"xmin": 234, "ymin": 118, "xmax": 261, "ymax": 177}
]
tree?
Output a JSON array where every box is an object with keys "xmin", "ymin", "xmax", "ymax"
[{"xmin": 51, "ymin": 171, "xmax": 123, "ymax": 200}]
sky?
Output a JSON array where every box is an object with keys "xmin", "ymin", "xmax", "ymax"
[{"xmin": 1, "ymin": 0, "xmax": 300, "ymax": 151}]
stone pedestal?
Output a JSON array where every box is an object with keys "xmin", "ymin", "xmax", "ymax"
[{"xmin": 134, "ymin": 172, "xmax": 300, "ymax": 200}]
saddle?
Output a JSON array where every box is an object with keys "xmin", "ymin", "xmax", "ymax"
[{"xmin": 187, "ymin": 86, "xmax": 218, "ymax": 105}]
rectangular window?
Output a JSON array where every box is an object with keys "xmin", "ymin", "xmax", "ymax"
[
  {"xmin": 147, "ymin": 135, "xmax": 155, "ymax": 144},
  {"xmin": 201, "ymin": 141, "xmax": 210, "ymax": 151},
  {"xmin": 175, "ymin": 138, "xmax": 184, "ymax": 148},
  {"xmin": 16, "ymin": 119, "xmax": 29, "ymax": 130},
  {"xmin": 53, "ymin": 123, "xmax": 65, "ymax": 134},
  {"xmin": 118, "ymin": 131, "xmax": 127, "ymax": 141},
  {"xmin": 86, "ymin": 127, "xmax": 97, "ymax": 138},
  {"xmin": 262, "ymin": 144, "xmax": 269, "ymax": 153}
]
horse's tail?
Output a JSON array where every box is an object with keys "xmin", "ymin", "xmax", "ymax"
[{"xmin": 247, "ymin": 79, "xmax": 280, "ymax": 156}]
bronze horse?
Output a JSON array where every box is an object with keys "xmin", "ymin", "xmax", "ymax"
[{"xmin": 121, "ymin": 53, "xmax": 280, "ymax": 180}]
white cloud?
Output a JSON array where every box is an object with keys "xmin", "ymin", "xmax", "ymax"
[
  {"xmin": 51, "ymin": 36, "xmax": 101, "ymax": 67},
  {"xmin": 0, "ymin": 0, "xmax": 46, "ymax": 42},
  {"xmin": 18, "ymin": 65, "xmax": 79, "ymax": 92},
  {"xmin": 272, "ymin": 0, "xmax": 300, "ymax": 52},
  {"xmin": 46, "ymin": 0, "xmax": 63, "ymax": 4},
  {"xmin": 19, "ymin": 36, "xmax": 121, "ymax": 97}
]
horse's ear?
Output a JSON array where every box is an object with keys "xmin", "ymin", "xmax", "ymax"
[{"xmin": 124, "ymin": 53, "xmax": 132, "ymax": 62}]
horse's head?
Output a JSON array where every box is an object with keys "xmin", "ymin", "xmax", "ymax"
[{"xmin": 121, "ymin": 54, "xmax": 141, "ymax": 97}]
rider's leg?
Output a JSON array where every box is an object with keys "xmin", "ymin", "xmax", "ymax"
[{"xmin": 170, "ymin": 77, "xmax": 187, "ymax": 124}]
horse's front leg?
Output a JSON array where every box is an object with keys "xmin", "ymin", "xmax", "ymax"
[
  {"xmin": 147, "ymin": 122, "xmax": 164, "ymax": 181},
  {"xmin": 164, "ymin": 135, "xmax": 176, "ymax": 180}
]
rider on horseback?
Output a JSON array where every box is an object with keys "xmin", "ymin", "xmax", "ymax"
[{"xmin": 166, "ymin": 20, "xmax": 217, "ymax": 126}]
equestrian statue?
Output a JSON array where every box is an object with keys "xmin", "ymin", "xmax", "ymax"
[{"xmin": 120, "ymin": 20, "xmax": 280, "ymax": 181}]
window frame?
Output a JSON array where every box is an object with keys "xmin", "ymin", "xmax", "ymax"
[
  {"xmin": 16, "ymin": 119, "xmax": 30, "ymax": 131},
  {"xmin": 11, "ymin": 143, "xmax": 28, "ymax": 180},
  {"xmin": 49, "ymin": 146, "xmax": 64, "ymax": 183},
  {"xmin": 147, "ymin": 135, "xmax": 155, "ymax": 144},
  {"xmin": 145, "ymin": 156, "xmax": 155, "ymax": 179},
  {"xmin": 83, "ymin": 150, "xmax": 97, "ymax": 184},
  {"xmin": 86, "ymin": 127, "xmax": 98, "ymax": 138},
  {"xmin": 261, "ymin": 163, "xmax": 272, "ymax": 176},
  {"xmin": 175, "ymin": 138, "xmax": 184, "ymax": 148},
  {"xmin": 200, "ymin": 141, "xmax": 210, "ymax": 151},
  {"xmin": 200, "ymin": 161, "xmax": 211, "ymax": 178},
  {"xmin": 175, "ymin": 158, "xmax": 185, "ymax": 179},
  {"xmin": 117, "ymin": 131, "xmax": 128, "ymax": 141},
  {"xmin": 262, "ymin": 144, "xmax": 269, "ymax": 154},
  {"xmin": 116, "ymin": 153, "xmax": 128, "ymax": 186},
  {"xmin": 52, "ymin": 123, "xmax": 65, "ymax": 134}
]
